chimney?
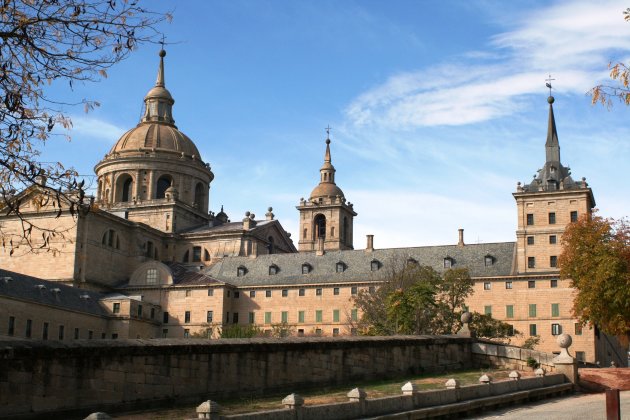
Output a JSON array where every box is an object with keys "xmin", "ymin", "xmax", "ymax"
[
  {"xmin": 366, "ymin": 234, "xmax": 374, "ymax": 252},
  {"xmin": 316, "ymin": 236, "xmax": 325, "ymax": 256},
  {"xmin": 458, "ymin": 228, "xmax": 465, "ymax": 247}
]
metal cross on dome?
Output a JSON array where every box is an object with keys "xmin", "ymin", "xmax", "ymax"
[{"xmin": 545, "ymin": 74, "xmax": 555, "ymax": 96}]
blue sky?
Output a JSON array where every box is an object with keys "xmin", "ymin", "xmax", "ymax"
[{"xmin": 43, "ymin": 0, "xmax": 630, "ymax": 249}]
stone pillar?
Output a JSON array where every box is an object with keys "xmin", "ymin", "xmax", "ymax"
[
  {"xmin": 147, "ymin": 170, "xmax": 155, "ymax": 200},
  {"xmin": 196, "ymin": 400, "xmax": 221, "ymax": 420},
  {"xmin": 347, "ymin": 388, "xmax": 367, "ymax": 416},
  {"xmin": 108, "ymin": 172, "xmax": 115, "ymax": 203},
  {"xmin": 552, "ymin": 333, "xmax": 578, "ymax": 384},
  {"xmin": 401, "ymin": 381, "xmax": 417, "ymax": 395},
  {"xmin": 134, "ymin": 170, "xmax": 142, "ymax": 201},
  {"xmin": 84, "ymin": 413, "xmax": 111, "ymax": 420},
  {"xmin": 457, "ymin": 311, "xmax": 475, "ymax": 338},
  {"xmin": 282, "ymin": 393, "xmax": 304, "ymax": 419}
]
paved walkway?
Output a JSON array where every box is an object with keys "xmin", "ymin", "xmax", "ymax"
[{"xmin": 469, "ymin": 391, "xmax": 630, "ymax": 419}]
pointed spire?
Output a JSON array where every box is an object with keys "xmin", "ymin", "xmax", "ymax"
[
  {"xmin": 155, "ymin": 49, "xmax": 166, "ymax": 87},
  {"xmin": 545, "ymin": 95, "xmax": 560, "ymax": 163}
]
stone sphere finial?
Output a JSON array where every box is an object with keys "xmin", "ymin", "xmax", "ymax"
[
  {"xmin": 159, "ymin": 49, "xmax": 166, "ymax": 58},
  {"xmin": 460, "ymin": 311, "xmax": 472, "ymax": 324},
  {"xmin": 548, "ymin": 95, "xmax": 554, "ymax": 104},
  {"xmin": 268, "ymin": 206, "xmax": 273, "ymax": 212},
  {"xmin": 245, "ymin": 211, "xmax": 250, "ymax": 217},
  {"xmin": 557, "ymin": 333, "xmax": 572, "ymax": 349},
  {"xmin": 325, "ymin": 138, "xmax": 331, "ymax": 145}
]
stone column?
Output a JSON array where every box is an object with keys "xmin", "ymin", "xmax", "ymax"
[
  {"xmin": 147, "ymin": 170, "xmax": 155, "ymax": 200},
  {"xmin": 134, "ymin": 170, "xmax": 142, "ymax": 201},
  {"xmin": 348, "ymin": 388, "xmax": 367, "ymax": 416},
  {"xmin": 196, "ymin": 400, "xmax": 220, "ymax": 420},
  {"xmin": 552, "ymin": 333, "xmax": 578, "ymax": 384}
]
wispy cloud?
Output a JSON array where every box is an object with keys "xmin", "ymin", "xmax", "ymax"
[
  {"xmin": 343, "ymin": 0, "xmax": 630, "ymax": 131},
  {"xmin": 66, "ymin": 115, "xmax": 127, "ymax": 142}
]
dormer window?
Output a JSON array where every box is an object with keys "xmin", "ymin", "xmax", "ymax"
[
  {"xmin": 484, "ymin": 255, "xmax": 495, "ymax": 267},
  {"xmin": 370, "ymin": 260, "xmax": 380, "ymax": 271},
  {"xmin": 237, "ymin": 266, "xmax": 247, "ymax": 277},
  {"xmin": 269, "ymin": 264, "xmax": 279, "ymax": 275},
  {"xmin": 301, "ymin": 263, "xmax": 312, "ymax": 274},
  {"xmin": 406, "ymin": 257, "xmax": 418, "ymax": 266},
  {"xmin": 336, "ymin": 262, "xmax": 346, "ymax": 273},
  {"xmin": 443, "ymin": 257, "xmax": 453, "ymax": 268}
]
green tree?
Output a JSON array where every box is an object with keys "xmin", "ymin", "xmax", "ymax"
[
  {"xmin": 219, "ymin": 324, "xmax": 261, "ymax": 339},
  {"xmin": 433, "ymin": 268, "xmax": 474, "ymax": 334},
  {"xmin": 590, "ymin": 8, "xmax": 630, "ymax": 107},
  {"xmin": 559, "ymin": 213, "xmax": 630, "ymax": 338},
  {"xmin": 0, "ymin": 0, "xmax": 167, "ymax": 252},
  {"xmin": 469, "ymin": 312, "xmax": 519, "ymax": 339}
]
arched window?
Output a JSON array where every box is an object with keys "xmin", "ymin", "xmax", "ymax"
[
  {"xmin": 101, "ymin": 229, "xmax": 120, "ymax": 250},
  {"xmin": 156, "ymin": 175, "xmax": 172, "ymax": 199},
  {"xmin": 314, "ymin": 214, "xmax": 326, "ymax": 239},
  {"xmin": 115, "ymin": 174, "xmax": 133, "ymax": 202},
  {"xmin": 183, "ymin": 250, "xmax": 190, "ymax": 263},
  {"xmin": 301, "ymin": 263, "xmax": 312, "ymax": 274},
  {"xmin": 370, "ymin": 260, "xmax": 380, "ymax": 271},
  {"xmin": 331, "ymin": 226, "xmax": 335, "ymax": 238},
  {"xmin": 267, "ymin": 236, "xmax": 275, "ymax": 254},
  {"xmin": 145, "ymin": 241, "xmax": 154, "ymax": 258},
  {"xmin": 269, "ymin": 264, "xmax": 279, "ymax": 275},
  {"xmin": 194, "ymin": 182, "xmax": 204, "ymax": 209},
  {"xmin": 443, "ymin": 257, "xmax": 454, "ymax": 268},
  {"xmin": 122, "ymin": 178, "xmax": 132, "ymax": 202},
  {"xmin": 204, "ymin": 249, "xmax": 211, "ymax": 261},
  {"xmin": 237, "ymin": 266, "xmax": 247, "ymax": 277}
]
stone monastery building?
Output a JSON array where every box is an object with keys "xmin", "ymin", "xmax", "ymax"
[{"xmin": 0, "ymin": 51, "xmax": 626, "ymax": 367}]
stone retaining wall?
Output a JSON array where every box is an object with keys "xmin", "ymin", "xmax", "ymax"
[
  {"xmin": 472, "ymin": 340, "xmax": 557, "ymax": 372},
  {"xmin": 0, "ymin": 335, "xmax": 472, "ymax": 419}
]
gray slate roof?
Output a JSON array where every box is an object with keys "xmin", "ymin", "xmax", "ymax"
[
  {"xmin": 179, "ymin": 220, "xmax": 274, "ymax": 235},
  {"xmin": 0, "ymin": 269, "xmax": 109, "ymax": 317},
  {"xmin": 203, "ymin": 242, "xmax": 516, "ymax": 287}
]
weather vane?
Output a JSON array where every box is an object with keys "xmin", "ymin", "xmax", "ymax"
[
  {"xmin": 545, "ymin": 74, "xmax": 555, "ymax": 96},
  {"xmin": 325, "ymin": 125, "xmax": 332, "ymax": 139}
]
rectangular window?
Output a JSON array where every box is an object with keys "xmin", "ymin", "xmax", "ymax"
[
  {"xmin": 185, "ymin": 289, "xmax": 192, "ymax": 297},
  {"xmin": 74, "ymin": 328, "xmax": 79, "ymax": 340},
  {"xmin": 506, "ymin": 305, "xmax": 514, "ymax": 318},
  {"xmin": 575, "ymin": 351, "xmax": 585, "ymax": 362},
  {"xmin": 526, "ymin": 213, "xmax": 534, "ymax": 225},
  {"xmin": 227, "ymin": 290, "xmax": 231, "ymax": 297},
  {"xmin": 316, "ymin": 288, "xmax": 322, "ymax": 296},
  {"xmin": 298, "ymin": 311, "xmax": 305, "ymax": 323},
  {"xmin": 25, "ymin": 319, "xmax": 32, "ymax": 338},
  {"xmin": 265, "ymin": 290, "xmax": 272, "ymax": 298},
  {"xmin": 483, "ymin": 282, "xmax": 491, "ymax": 290},
  {"xmin": 551, "ymin": 303, "xmax": 560, "ymax": 317},
  {"xmin": 529, "ymin": 324, "xmax": 537, "ymax": 336},
  {"xmin": 163, "ymin": 312, "xmax": 169, "ymax": 324},
  {"xmin": 527, "ymin": 236, "xmax": 534, "ymax": 245},
  {"xmin": 550, "ymin": 279, "xmax": 558, "ymax": 288},
  {"xmin": 8, "ymin": 316, "xmax": 15, "ymax": 336},
  {"xmin": 484, "ymin": 305, "xmax": 492, "ymax": 316},
  {"xmin": 42, "ymin": 322, "xmax": 49, "ymax": 340},
  {"xmin": 528, "ymin": 257, "xmax": 535, "ymax": 268},
  {"xmin": 88, "ymin": 330, "xmax": 93, "ymax": 339},
  {"xmin": 351, "ymin": 286, "xmax": 358, "ymax": 295},
  {"xmin": 333, "ymin": 287, "xmax": 340, "ymax": 295},
  {"xmin": 548, "ymin": 212, "xmax": 556, "ymax": 224},
  {"xmin": 111, "ymin": 333, "xmax": 118, "ymax": 339},
  {"xmin": 101, "ymin": 333, "xmax": 106, "ymax": 339},
  {"xmin": 248, "ymin": 312, "xmax": 255, "ymax": 324},
  {"xmin": 551, "ymin": 324, "xmax": 562, "ymax": 335},
  {"xmin": 570, "ymin": 211, "xmax": 578, "ymax": 223},
  {"xmin": 299, "ymin": 288, "xmax": 305, "ymax": 297},
  {"xmin": 282, "ymin": 289, "xmax": 288, "ymax": 297},
  {"xmin": 369, "ymin": 286, "xmax": 375, "ymax": 293},
  {"xmin": 161, "ymin": 329, "xmax": 168, "ymax": 338},
  {"xmin": 207, "ymin": 289, "xmax": 214, "ymax": 296},
  {"xmin": 575, "ymin": 323, "xmax": 583, "ymax": 335},
  {"xmin": 281, "ymin": 311, "xmax": 288, "ymax": 323},
  {"xmin": 529, "ymin": 304, "xmax": 537, "ymax": 317},
  {"xmin": 549, "ymin": 235, "xmax": 557, "ymax": 244},
  {"xmin": 184, "ymin": 329, "xmax": 190, "ymax": 338},
  {"xmin": 150, "ymin": 308, "xmax": 155, "ymax": 319},
  {"xmin": 185, "ymin": 311, "xmax": 191, "ymax": 323},
  {"xmin": 333, "ymin": 309, "xmax": 340, "ymax": 322},
  {"xmin": 351, "ymin": 309, "xmax": 358, "ymax": 321},
  {"xmin": 550, "ymin": 256, "xmax": 558, "ymax": 268},
  {"xmin": 315, "ymin": 310, "xmax": 323, "ymax": 323},
  {"xmin": 315, "ymin": 328, "xmax": 322, "ymax": 336},
  {"xmin": 137, "ymin": 305, "xmax": 143, "ymax": 317},
  {"xmin": 528, "ymin": 280, "xmax": 536, "ymax": 288},
  {"xmin": 58, "ymin": 325, "xmax": 64, "ymax": 340},
  {"xmin": 233, "ymin": 312, "xmax": 238, "ymax": 324},
  {"xmin": 333, "ymin": 328, "xmax": 339, "ymax": 337},
  {"xmin": 505, "ymin": 281, "xmax": 513, "ymax": 289},
  {"xmin": 264, "ymin": 312, "xmax": 271, "ymax": 324},
  {"xmin": 113, "ymin": 302, "xmax": 120, "ymax": 314},
  {"xmin": 192, "ymin": 246, "xmax": 202, "ymax": 262},
  {"xmin": 234, "ymin": 291, "xmax": 240, "ymax": 299},
  {"xmin": 249, "ymin": 290, "xmax": 256, "ymax": 298}
]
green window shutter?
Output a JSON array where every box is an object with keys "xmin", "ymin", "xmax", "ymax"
[
  {"xmin": 529, "ymin": 324, "xmax": 537, "ymax": 336},
  {"xmin": 315, "ymin": 310, "xmax": 322, "ymax": 323},
  {"xmin": 248, "ymin": 312, "xmax": 255, "ymax": 324},
  {"xmin": 333, "ymin": 309, "xmax": 340, "ymax": 323},
  {"xmin": 351, "ymin": 308, "xmax": 358, "ymax": 321},
  {"xmin": 264, "ymin": 312, "xmax": 271, "ymax": 324},
  {"xmin": 298, "ymin": 311, "xmax": 305, "ymax": 323},
  {"xmin": 484, "ymin": 305, "xmax": 492, "ymax": 316},
  {"xmin": 529, "ymin": 304, "xmax": 537, "ymax": 317},
  {"xmin": 551, "ymin": 303, "xmax": 559, "ymax": 317},
  {"xmin": 281, "ymin": 311, "xmax": 288, "ymax": 323},
  {"xmin": 506, "ymin": 305, "xmax": 514, "ymax": 318}
]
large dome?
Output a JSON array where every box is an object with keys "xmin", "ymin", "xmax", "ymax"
[
  {"xmin": 310, "ymin": 182, "xmax": 344, "ymax": 199},
  {"xmin": 109, "ymin": 123, "xmax": 201, "ymax": 158}
]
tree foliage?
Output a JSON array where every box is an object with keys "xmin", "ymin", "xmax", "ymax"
[
  {"xmin": 0, "ymin": 0, "xmax": 166, "ymax": 252},
  {"xmin": 469, "ymin": 312, "xmax": 518, "ymax": 339},
  {"xmin": 559, "ymin": 213, "xmax": 630, "ymax": 337},
  {"xmin": 590, "ymin": 8, "xmax": 630, "ymax": 107}
]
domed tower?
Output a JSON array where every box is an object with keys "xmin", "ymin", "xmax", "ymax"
[
  {"xmin": 513, "ymin": 93, "xmax": 595, "ymax": 274},
  {"xmin": 296, "ymin": 132, "xmax": 357, "ymax": 252},
  {"xmin": 94, "ymin": 50, "xmax": 214, "ymax": 233}
]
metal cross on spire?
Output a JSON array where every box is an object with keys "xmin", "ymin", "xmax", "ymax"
[
  {"xmin": 160, "ymin": 34, "xmax": 166, "ymax": 50},
  {"xmin": 325, "ymin": 125, "xmax": 332, "ymax": 139},
  {"xmin": 545, "ymin": 74, "xmax": 555, "ymax": 96}
]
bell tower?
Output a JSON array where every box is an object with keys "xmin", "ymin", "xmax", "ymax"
[
  {"xmin": 513, "ymin": 93, "xmax": 595, "ymax": 274},
  {"xmin": 297, "ymin": 130, "xmax": 357, "ymax": 252}
]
